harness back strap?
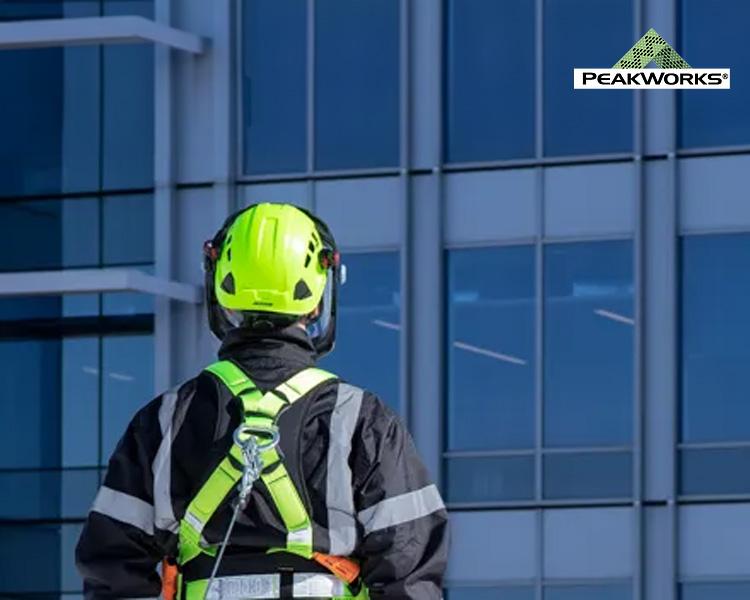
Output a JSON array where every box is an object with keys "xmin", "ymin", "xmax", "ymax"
[{"xmin": 178, "ymin": 360, "xmax": 337, "ymax": 566}]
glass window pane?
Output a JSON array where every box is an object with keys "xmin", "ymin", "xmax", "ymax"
[
  {"xmin": 0, "ymin": 198, "xmax": 99, "ymax": 271},
  {"xmin": 61, "ymin": 523, "xmax": 84, "ymax": 592},
  {"xmin": 63, "ymin": 337, "xmax": 99, "ymax": 467},
  {"xmin": 0, "ymin": 339, "xmax": 61, "ymax": 469},
  {"xmin": 544, "ymin": 241, "xmax": 634, "ymax": 447},
  {"xmin": 102, "ymin": 194, "xmax": 154, "ymax": 265},
  {"xmin": 320, "ymin": 253, "xmax": 400, "ymax": 411},
  {"xmin": 0, "ymin": 469, "xmax": 98, "ymax": 520},
  {"xmin": 681, "ymin": 582, "xmax": 750, "ymax": 600},
  {"xmin": 447, "ymin": 246, "xmax": 535, "ymax": 451},
  {"xmin": 544, "ymin": 0, "xmax": 633, "ymax": 156},
  {"xmin": 102, "ymin": 0, "xmax": 154, "ymax": 189},
  {"xmin": 544, "ymin": 451, "xmax": 632, "ymax": 499},
  {"xmin": 314, "ymin": 0, "xmax": 399, "ymax": 170},
  {"xmin": 101, "ymin": 334, "xmax": 154, "ymax": 462},
  {"xmin": 545, "ymin": 584, "xmax": 631, "ymax": 600},
  {"xmin": 681, "ymin": 235, "xmax": 750, "ymax": 443},
  {"xmin": 680, "ymin": 0, "xmax": 750, "ymax": 148},
  {"xmin": 242, "ymin": 0, "xmax": 307, "ymax": 175},
  {"xmin": 445, "ymin": 455, "xmax": 535, "ymax": 503},
  {"xmin": 0, "ymin": 524, "xmax": 64, "ymax": 593},
  {"xmin": 445, "ymin": 0, "xmax": 535, "ymax": 163},
  {"xmin": 447, "ymin": 587, "xmax": 535, "ymax": 600},
  {"xmin": 680, "ymin": 448, "xmax": 750, "ymax": 496}
]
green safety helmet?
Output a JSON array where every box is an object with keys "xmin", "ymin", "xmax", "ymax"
[{"xmin": 203, "ymin": 203, "xmax": 344, "ymax": 356}]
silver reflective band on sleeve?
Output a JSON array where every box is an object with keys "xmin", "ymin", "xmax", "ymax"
[
  {"xmin": 326, "ymin": 383, "xmax": 363, "ymax": 556},
  {"xmin": 153, "ymin": 386, "xmax": 192, "ymax": 534},
  {"xmin": 91, "ymin": 486, "xmax": 155, "ymax": 536},
  {"xmin": 358, "ymin": 484, "xmax": 445, "ymax": 535},
  {"xmin": 204, "ymin": 574, "xmax": 345, "ymax": 599}
]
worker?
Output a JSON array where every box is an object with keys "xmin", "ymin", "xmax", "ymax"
[{"xmin": 76, "ymin": 203, "xmax": 449, "ymax": 599}]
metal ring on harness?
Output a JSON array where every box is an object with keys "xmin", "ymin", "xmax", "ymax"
[{"xmin": 233, "ymin": 424, "xmax": 280, "ymax": 453}]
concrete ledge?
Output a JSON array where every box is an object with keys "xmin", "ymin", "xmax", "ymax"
[
  {"xmin": 0, "ymin": 15, "xmax": 205, "ymax": 54},
  {"xmin": 0, "ymin": 269, "xmax": 202, "ymax": 304}
]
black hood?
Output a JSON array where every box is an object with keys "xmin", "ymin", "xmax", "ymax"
[{"xmin": 217, "ymin": 325, "xmax": 317, "ymax": 391}]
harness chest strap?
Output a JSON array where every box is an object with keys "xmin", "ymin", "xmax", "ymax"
[{"xmin": 177, "ymin": 361, "xmax": 362, "ymax": 591}]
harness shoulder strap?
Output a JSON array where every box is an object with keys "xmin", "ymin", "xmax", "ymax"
[{"xmin": 178, "ymin": 360, "xmax": 337, "ymax": 566}]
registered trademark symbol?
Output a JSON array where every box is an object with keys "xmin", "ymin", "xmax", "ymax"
[{"xmin": 723, "ymin": 73, "xmax": 728, "ymax": 79}]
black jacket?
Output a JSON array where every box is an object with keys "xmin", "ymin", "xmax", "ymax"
[{"xmin": 76, "ymin": 327, "xmax": 449, "ymax": 599}]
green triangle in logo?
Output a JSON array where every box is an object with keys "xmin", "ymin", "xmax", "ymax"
[{"xmin": 613, "ymin": 28, "xmax": 691, "ymax": 69}]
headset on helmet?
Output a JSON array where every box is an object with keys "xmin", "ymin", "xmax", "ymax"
[{"xmin": 202, "ymin": 204, "xmax": 344, "ymax": 358}]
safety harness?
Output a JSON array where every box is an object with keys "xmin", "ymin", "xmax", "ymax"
[{"xmin": 175, "ymin": 360, "xmax": 367, "ymax": 600}]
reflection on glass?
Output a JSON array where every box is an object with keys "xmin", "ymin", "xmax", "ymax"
[
  {"xmin": 63, "ymin": 337, "xmax": 99, "ymax": 467},
  {"xmin": 0, "ymin": 339, "xmax": 61, "ymax": 469},
  {"xmin": 320, "ymin": 253, "xmax": 400, "ymax": 411},
  {"xmin": 242, "ymin": 0, "xmax": 307, "ymax": 174},
  {"xmin": 545, "ymin": 584, "xmax": 631, "ymax": 600},
  {"xmin": 445, "ymin": 455, "xmax": 534, "ymax": 503},
  {"xmin": 102, "ymin": 195, "xmax": 154, "ymax": 265},
  {"xmin": 0, "ymin": 1, "xmax": 153, "ymax": 196},
  {"xmin": 445, "ymin": 0, "xmax": 535, "ymax": 162},
  {"xmin": 680, "ymin": 447, "xmax": 750, "ymax": 496},
  {"xmin": 314, "ymin": 0, "xmax": 399, "ymax": 170},
  {"xmin": 447, "ymin": 246, "xmax": 535, "ymax": 451},
  {"xmin": 447, "ymin": 586, "xmax": 534, "ymax": 600},
  {"xmin": 680, "ymin": 0, "xmax": 750, "ymax": 148},
  {"xmin": 681, "ymin": 582, "xmax": 750, "ymax": 600},
  {"xmin": 101, "ymin": 335, "xmax": 154, "ymax": 462},
  {"xmin": 61, "ymin": 523, "xmax": 84, "ymax": 592},
  {"xmin": 544, "ymin": 241, "xmax": 633, "ymax": 447},
  {"xmin": 544, "ymin": 0, "xmax": 632, "ymax": 156},
  {"xmin": 544, "ymin": 451, "xmax": 632, "ymax": 499},
  {"xmin": 0, "ymin": 469, "xmax": 98, "ymax": 520},
  {"xmin": 682, "ymin": 235, "xmax": 750, "ymax": 443}
]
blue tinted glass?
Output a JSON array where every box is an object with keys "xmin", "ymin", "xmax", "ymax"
[
  {"xmin": 681, "ymin": 582, "xmax": 750, "ymax": 600},
  {"xmin": 544, "ymin": 451, "xmax": 632, "ymax": 499},
  {"xmin": 242, "ymin": 0, "xmax": 307, "ymax": 175},
  {"xmin": 101, "ymin": 334, "xmax": 154, "ymax": 462},
  {"xmin": 0, "ymin": 468, "xmax": 98, "ymax": 520},
  {"xmin": 102, "ymin": 1, "xmax": 154, "ymax": 189},
  {"xmin": 544, "ymin": 241, "xmax": 633, "ymax": 447},
  {"xmin": 545, "ymin": 584, "xmax": 631, "ymax": 600},
  {"xmin": 682, "ymin": 235, "xmax": 750, "ymax": 442},
  {"xmin": 0, "ymin": 1, "xmax": 152, "ymax": 196},
  {"xmin": 315, "ymin": 0, "xmax": 399, "ymax": 170},
  {"xmin": 0, "ymin": 340, "xmax": 61, "ymax": 469},
  {"xmin": 0, "ymin": 524, "xmax": 63, "ymax": 593},
  {"xmin": 680, "ymin": 0, "xmax": 750, "ymax": 148},
  {"xmin": 445, "ymin": 455, "xmax": 534, "ymax": 503},
  {"xmin": 62, "ymin": 337, "xmax": 99, "ymax": 467},
  {"xmin": 681, "ymin": 448, "xmax": 750, "ymax": 496},
  {"xmin": 447, "ymin": 587, "xmax": 535, "ymax": 600},
  {"xmin": 544, "ymin": 0, "xmax": 633, "ymax": 156},
  {"xmin": 102, "ymin": 195, "xmax": 154, "ymax": 265},
  {"xmin": 445, "ymin": 0, "xmax": 535, "ymax": 162},
  {"xmin": 0, "ymin": 197, "xmax": 99, "ymax": 271},
  {"xmin": 61, "ymin": 523, "xmax": 84, "ymax": 592},
  {"xmin": 320, "ymin": 253, "xmax": 400, "ymax": 411},
  {"xmin": 447, "ymin": 247, "xmax": 535, "ymax": 451}
]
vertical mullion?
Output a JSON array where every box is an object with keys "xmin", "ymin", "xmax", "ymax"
[
  {"xmin": 535, "ymin": 0, "xmax": 545, "ymax": 597},
  {"xmin": 306, "ymin": 0, "xmax": 316, "ymax": 210},
  {"xmin": 399, "ymin": 0, "xmax": 411, "ymax": 425}
]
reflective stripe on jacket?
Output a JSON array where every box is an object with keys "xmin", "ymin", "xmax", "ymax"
[{"xmin": 75, "ymin": 326, "xmax": 449, "ymax": 599}]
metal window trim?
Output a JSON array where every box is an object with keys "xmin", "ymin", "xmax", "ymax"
[
  {"xmin": 0, "ymin": 268, "xmax": 201, "ymax": 304},
  {"xmin": 0, "ymin": 15, "xmax": 204, "ymax": 54}
]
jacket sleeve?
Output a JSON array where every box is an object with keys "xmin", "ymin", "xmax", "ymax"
[
  {"xmin": 352, "ymin": 393, "xmax": 449, "ymax": 599},
  {"xmin": 76, "ymin": 386, "xmax": 183, "ymax": 599}
]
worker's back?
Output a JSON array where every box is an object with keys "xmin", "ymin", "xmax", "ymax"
[{"xmin": 76, "ymin": 203, "xmax": 448, "ymax": 599}]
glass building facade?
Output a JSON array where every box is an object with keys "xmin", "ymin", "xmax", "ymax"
[{"xmin": 1, "ymin": 0, "xmax": 750, "ymax": 598}]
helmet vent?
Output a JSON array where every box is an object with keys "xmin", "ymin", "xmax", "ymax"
[
  {"xmin": 304, "ymin": 254, "xmax": 312, "ymax": 268},
  {"xmin": 227, "ymin": 248, "xmax": 232, "ymax": 261},
  {"xmin": 293, "ymin": 279, "xmax": 313, "ymax": 300},
  {"xmin": 220, "ymin": 273, "xmax": 236, "ymax": 294}
]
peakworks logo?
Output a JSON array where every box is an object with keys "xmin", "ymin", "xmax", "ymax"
[{"xmin": 574, "ymin": 28, "xmax": 730, "ymax": 89}]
